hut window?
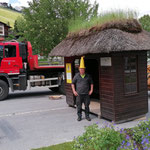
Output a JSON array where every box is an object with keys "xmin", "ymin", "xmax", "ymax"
[
  {"xmin": 124, "ymin": 56, "xmax": 137, "ymax": 94},
  {"xmin": 0, "ymin": 25, "xmax": 4, "ymax": 35}
]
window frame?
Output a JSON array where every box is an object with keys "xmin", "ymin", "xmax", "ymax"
[{"xmin": 123, "ymin": 55, "xmax": 138, "ymax": 95}]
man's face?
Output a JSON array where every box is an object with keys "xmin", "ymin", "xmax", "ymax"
[{"xmin": 79, "ymin": 68, "xmax": 85, "ymax": 75}]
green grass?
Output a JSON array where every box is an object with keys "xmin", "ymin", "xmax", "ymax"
[
  {"xmin": 0, "ymin": 7, "xmax": 22, "ymax": 27},
  {"xmin": 32, "ymin": 141, "xmax": 73, "ymax": 150},
  {"xmin": 69, "ymin": 10, "xmax": 138, "ymax": 34},
  {"xmin": 38, "ymin": 59, "xmax": 48, "ymax": 62}
]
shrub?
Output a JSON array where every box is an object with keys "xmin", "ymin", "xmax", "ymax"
[
  {"xmin": 73, "ymin": 119, "xmax": 150, "ymax": 150},
  {"xmin": 72, "ymin": 123, "xmax": 125, "ymax": 150},
  {"xmin": 128, "ymin": 119, "xmax": 150, "ymax": 149}
]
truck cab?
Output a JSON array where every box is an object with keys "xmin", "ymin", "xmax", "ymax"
[{"xmin": 0, "ymin": 42, "xmax": 24, "ymax": 75}]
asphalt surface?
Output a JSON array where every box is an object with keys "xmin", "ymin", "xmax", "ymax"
[{"xmin": 0, "ymin": 87, "xmax": 149, "ymax": 150}]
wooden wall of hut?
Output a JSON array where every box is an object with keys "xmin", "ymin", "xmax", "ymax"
[
  {"xmin": 99, "ymin": 57, "xmax": 115, "ymax": 120},
  {"xmin": 112, "ymin": 51, "xmax": 148, "ymax": 122},
  {"xmin": 99, "ymin": 51, "xmax": 148, "ymax": 122},
  {"xmin": 4, "ymin": 25, "xmax": 9, "ymax": 37}
]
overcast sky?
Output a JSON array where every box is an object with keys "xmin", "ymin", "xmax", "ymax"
[{"xmin": 0, "ymin": 0, "xmax": 150, "ymax": 17}]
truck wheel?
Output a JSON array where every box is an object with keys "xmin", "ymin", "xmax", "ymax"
[
  {"xmin": 49, "ymin": 81, "xmax": 66, "ymax": 95},
  {"xmin": 0, "ymin": 80, "xmax": 9, "ymax": 101}
]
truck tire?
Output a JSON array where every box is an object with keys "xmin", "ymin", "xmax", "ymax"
[
  {"xmin": 0, "ymin": 80, "xmax": 9, "ymax": 101},
  {"xmin": 49, "ymin": 80, "xmax": 66, "ymax": 95}
]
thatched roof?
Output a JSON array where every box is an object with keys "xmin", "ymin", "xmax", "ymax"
[{"xmin": 50, "ymin": 19, "xmax": 150, "ymax": 57}]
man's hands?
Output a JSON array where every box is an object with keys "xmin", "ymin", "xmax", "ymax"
[
  {"xmin": 72, "ymin": 84, "xmax": 94, "ymax": 96},
  {"xmin": 71, "ymin": 84, "xmax": 78, "ymax": 96},
  {"xmin": 89, "ymin": 90, "xmax": 93, "ymax": 95},
  {"xmin": 89, "ymin": 84, "xmax": 94, "ymax": 95},
  {"xmin": 73, "ymin": 90, "xmax": 79, "ymax": 96}
]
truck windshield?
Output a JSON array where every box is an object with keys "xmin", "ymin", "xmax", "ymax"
[{"xmin": 0, "ymin": 45, "xmax": 3, "ymax": 60}]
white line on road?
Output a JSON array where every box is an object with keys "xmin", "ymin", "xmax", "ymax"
[{"xmin": 0, "ymin": 107, "xmax": 69, "ymax": 118}]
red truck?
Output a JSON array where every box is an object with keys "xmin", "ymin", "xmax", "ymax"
[{"xmin": 0, "ymin": 40, "xmax": 65, "ymax": 100}]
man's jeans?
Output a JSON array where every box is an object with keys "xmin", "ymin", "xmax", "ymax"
[{"xmin": 76, "ymin": 94, "xmax": 90, "ymax": 118}]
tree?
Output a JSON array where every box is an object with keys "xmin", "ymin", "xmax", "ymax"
[
  {"xmin": 14, "ymin": 16, "xmax": 27, "ymax": 41},
  {"xmin": 5, "ymin": 16, "xmax": 26, "ymax": 42},
  {"xmin": 16, "ymin": 0, "xmax": 99, "ymax": 56},
  {"xmin": 139, "ymin": 15, "xmax": 150, "ymax": 32}
]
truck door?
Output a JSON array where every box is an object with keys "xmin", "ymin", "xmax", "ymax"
[
  {"xmin": 3, "ymin": 45, "xmax": 17, "ymax": 70},
  {"xmin": 0, "ymin": 44, "xmax": 23, "ymax": 74}
]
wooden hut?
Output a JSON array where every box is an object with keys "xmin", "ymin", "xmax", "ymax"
[
  {"xmin": 0, "ymin": 21, "xmax": 11, "ymax": 38},
  {"xmin": 50, "ymin": 19, "xmax": 150, "ymax": 123}
]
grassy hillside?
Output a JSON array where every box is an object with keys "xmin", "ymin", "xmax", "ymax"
[{"xmin": 0, "ymin": 7, "xmax": 22, "ymax": 28}]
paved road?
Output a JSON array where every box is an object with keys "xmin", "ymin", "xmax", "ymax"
[{"xmin": 0, "ymin": 87, "xmax": 149, "ymax": 150}]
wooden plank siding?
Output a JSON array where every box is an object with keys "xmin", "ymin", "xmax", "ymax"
[
  {"xmin": 64, "ymin": 57, "xmax": 75, "ymax": 106},
  {"xmin": 4, "ymin": 26, "xmax": 9, "ymax": 37},
  {"xmin": 100, "ymin": 64, "xmax": 115, "ymax": 121},
  {"xmin": 112, "ymin": 51, "xmax": 148, "ymax": 122}
]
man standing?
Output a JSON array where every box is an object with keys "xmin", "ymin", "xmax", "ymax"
[{"xmin": 71, "ymin": 57, "xmax": 94, "ymax": 121}]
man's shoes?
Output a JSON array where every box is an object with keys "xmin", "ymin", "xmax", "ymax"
[
  {"xmin": 86, "ymin": 117, "xmax": 91, "ymax": 121},
  {"xmin": 77, "ymin": 117, "xmax": 82, "ymax": 121}
]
